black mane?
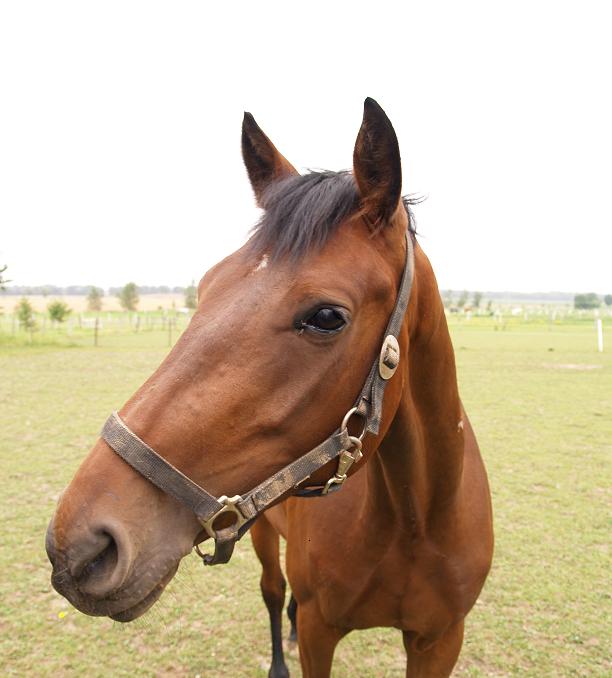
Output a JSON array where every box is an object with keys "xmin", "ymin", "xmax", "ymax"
[{"xmin": 248, "ymin": 170, "xmax": 418, "ymax": 261}]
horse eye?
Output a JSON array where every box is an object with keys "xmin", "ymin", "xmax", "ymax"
[{"xmin": 304, "ymin": 308, "xmax": 346, "ymax": 333}]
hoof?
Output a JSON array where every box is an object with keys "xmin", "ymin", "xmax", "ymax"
[{"xmin": 268, "ymin": 663, "xmax": 290, "ymax": 678}]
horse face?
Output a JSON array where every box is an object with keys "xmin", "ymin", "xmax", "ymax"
[{"xmin": 46, "ymin": 99, "xmax": 408, "ymax": 621}]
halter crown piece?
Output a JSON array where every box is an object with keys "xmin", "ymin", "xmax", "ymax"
[{"xmin": 101, "ymin": 233, "xmax": 414, "ymax": 565}]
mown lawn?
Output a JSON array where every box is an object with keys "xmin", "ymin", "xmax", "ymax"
[{"xmin": 0, "ymin": 317, "xmax": 610, "ymax": 676}]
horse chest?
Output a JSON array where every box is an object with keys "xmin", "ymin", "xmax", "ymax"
[
  {"xmin": 308, "ymin": 541, "xmax": 423, "ymax": 629},
  {"xmin": 289, "ymin": 523, "xmax": 461, "ymax": 635}
]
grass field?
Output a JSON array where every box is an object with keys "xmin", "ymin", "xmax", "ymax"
[{"xmin": 0, "ymin": 314, "xmax": 610, "ymax": 676}]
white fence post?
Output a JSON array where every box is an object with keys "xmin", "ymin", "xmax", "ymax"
[{"xmin": 596, "ymin": 318, "xmax": 603, "ymax": 352}]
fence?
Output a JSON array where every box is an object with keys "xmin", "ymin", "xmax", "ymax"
[
  {"xmin": 0, "ymin": 309, "xmax": 193, "ymax": 349},
  {"xmin": 0, "ymin": 304, "xmax": 609, "ymax": 351}
]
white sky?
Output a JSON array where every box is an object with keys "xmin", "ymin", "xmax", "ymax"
[{"xmin": 1, "ymin": 1, "xmax": 610, "ymax": 293}]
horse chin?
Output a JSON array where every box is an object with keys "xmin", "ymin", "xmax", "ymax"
[
  {"xmin": 108, "ymin": 561, "xmax": 179, "ymax": 622},
  {"xmin": 51, "ymin": 557, "xmax": 181, "ymax": 622}
]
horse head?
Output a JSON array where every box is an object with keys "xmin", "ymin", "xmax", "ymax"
[{"xmin": 46, "ymin": 98, "xmax": 413, "ymax": 622}]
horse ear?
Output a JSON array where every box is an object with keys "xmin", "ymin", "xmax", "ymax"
[
  {"xmin": 242, "ymin": 112, "xmax": 298, "ymax": 206},
  {"xmin": 353, "ymin": 98, "xmax": 402, "ymax": 227}
]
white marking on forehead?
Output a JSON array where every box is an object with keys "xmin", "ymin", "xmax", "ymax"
[{"xmin": 254, "ymin": 255, "xmax": 269, "ymax": 272}]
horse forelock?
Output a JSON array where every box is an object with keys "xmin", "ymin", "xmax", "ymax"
[{"xmin": 248, "ymin": 170, "xmax": 418, "ymax": 262}]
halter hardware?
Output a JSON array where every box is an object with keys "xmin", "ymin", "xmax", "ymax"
[
  {"xmin": 322, "ymin": 436, "xmax": 363, "ymax": 495},
  {"xmin": 199, "ymin": 495, "xmax": 246, "ymax": 539},
  {"xmin": 379, "ymin": 334, "xmax": 400, "ymax": 380},
  {"xmin": 320, "ymin": 406, "xmax": 367, "ymax": 494},
  {"xmin": 341, "ymin": 406, "xmax": 368, "ymax": 442},
  {"xmin": 100, "ymin": 232, "xmax": 414, "ymax": 566},
  {"xmin": 193, "ymin": 494, "xmax": 248, "ymax": 564}
]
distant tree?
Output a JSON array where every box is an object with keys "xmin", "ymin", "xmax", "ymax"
[
  {"xmin": 184, "ymin": 280, "xmax": 197, "ymax": 309},
  {"xmin": 457, "ymin": 290, "xmax": 468, "ymax": 308},
  {"xmin": 441, "ymin": 290, "xmax": 453, "ymax": 308},
  {"xmin": 472, "ymin": 291, "xmax": 483, "ymax": 308},
  {"xmin": 48, "ymin": 300, "xmax": 72, "ymax": 323},
  {"xmin": 16, "ymin": 297, "xmax": 35, "ymax": 329},
  {"xmin": 0, "ymin": 264, "xmax": 9, "ymax": 290},
  {"xmin": 118, "ymin": 282, "xmax": 139, "ymax": 311},
  {"xmin": 87, "ymin": 286, "xmax": 104, "ymax": 312},
  {"xmin": 574, "ymin": 293, "xmax": 600, "ymax": 310},
  {"xmin": 604, "ymin": 294, "xmax": 612, "ymax": 307}
]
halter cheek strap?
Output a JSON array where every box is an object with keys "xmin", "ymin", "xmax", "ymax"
[{"xmin": 101, "ymin": 232, "xmax": 414, "ymax": 565}]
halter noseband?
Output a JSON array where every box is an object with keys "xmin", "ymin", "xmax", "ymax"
[{"xmin": 101, "ymin": 233, "xmax": 414, "ymax": 565}]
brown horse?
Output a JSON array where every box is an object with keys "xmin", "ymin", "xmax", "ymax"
[{"xmin": 46, "ymin": 98, "xmax": 493, "ymax": 677}]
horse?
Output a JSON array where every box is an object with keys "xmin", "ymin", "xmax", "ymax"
[{"xmin": 46, "ymin": 98, "xmax": 493, "ymax": 677}]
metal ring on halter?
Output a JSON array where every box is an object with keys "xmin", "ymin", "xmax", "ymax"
[
  {"xmin": 198, "ymin": 495, "xmax": 247, "ymax": 540},
  {"xmin": 341, "ymin": 406, "xmax": 368, "ymax": 442}
]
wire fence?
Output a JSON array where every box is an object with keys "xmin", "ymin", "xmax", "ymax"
[
  {"xmin": 0, "ymin": 309, "xmax": 194, "ymax": 349},
  {"xmin": 0, "ymin": 304, "xmax": 609, "ymax": 350}
]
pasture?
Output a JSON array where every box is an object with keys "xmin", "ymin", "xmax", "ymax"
[{"xmin": 0, "ymin": 312, "xmax": 610, "ymax": 676}]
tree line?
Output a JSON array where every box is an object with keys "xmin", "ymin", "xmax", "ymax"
[
  {"xmin": 2, "ymin": 263, "xmax": 608, "ymax": 314},
  {"xmin": 441, "ymin": 288, "xmax": 612, "ymax": 311},
  {"xmin": 11, "ymin": 281, "xmax": 198, "ymax": 329},
  {"xmin": 2, "ymin": 283, "xmax": 189, "ymax": 296},
  {"xmin": 574, "ymin": 293, "xmax": 612, "ymax": 309},
  {"xmin": 0, "ymin": 265, "xmax": 198, "ymax": 314}
]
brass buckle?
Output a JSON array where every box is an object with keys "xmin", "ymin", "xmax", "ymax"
[
  {"xmin": 199, "ymin": 495, "xmax": 247, "ymax": 539},
  {"xmin": 322, "ymin": 436, "xmax": 363, "ymax": 495},
  {"xmin": 321, "ymin": 406, "xmax": 368, "ymax": 496}
]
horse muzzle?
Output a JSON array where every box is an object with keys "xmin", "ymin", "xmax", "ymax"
[{"xmin": 45, "ymin": 515, "xmax": 177, "ymax": 621}]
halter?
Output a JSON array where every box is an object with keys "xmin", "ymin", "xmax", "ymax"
[{"xmin": 101, "ymin": 232, "xmax": 414, "ymax": 565}]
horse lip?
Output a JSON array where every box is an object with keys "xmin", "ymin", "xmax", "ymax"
[
  {"xmin": 108, "ymin": 563, "xmax": 179, "ymax": 622},
  {"xmin": 52, "ymin": 560, "xmax": 179, "ymax": 620},
  {"xmin": 108, "ymin": 584, "xmax": 164, "ymax": 622}
]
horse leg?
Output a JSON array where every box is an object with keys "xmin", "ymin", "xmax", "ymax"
[
  {"xmin": 250, "ymin": 516, "xmax": 289, "ymax": 678},
  {"xmin": 287, "ymin": 593, "xmax": 297, "ymax": 642},
  {"xmin": 402, "ymin": 621, "xmax": 464, "ymax": 678},
  {"xmin": 297, "ymin": 601, "xmax": 346, "ymax": 678}
]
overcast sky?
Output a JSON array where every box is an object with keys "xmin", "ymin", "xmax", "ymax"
[{"xmin": 1, "ymin": 1, "xmax": 610, "ymax": 293}]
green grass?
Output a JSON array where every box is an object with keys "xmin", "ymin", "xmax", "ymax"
[{"xmin": 0, "ymin": 316, "xmax": 610, "ymax": 676}]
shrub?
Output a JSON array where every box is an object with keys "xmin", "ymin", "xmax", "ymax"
[
  {"xmin": 0, "ymin": 264, "xmax": 9, "ymax": 290},
  {"xmin": 47, "ymin": 300, "xmax": 72, "ymax": 323},
  {"xmin": 87, "ymin": 286, "xmax": 104, "ymax": 312},
  {"xmin": 574, "ymin": 293, "xmax": 600, "ymax": 310},
  {"xmin": 16, "ymin": 298, "xmax": 36, "ymax": 330},
  {"xmin": 184, "ymin": 281, "xmax": 197, "ymax": 309},
  {"xmin": 118, "ymin": 282, "xmax": 139, "ymax": 311}
]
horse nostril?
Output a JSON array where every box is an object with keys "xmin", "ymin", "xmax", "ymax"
[
  {"xmin": 67, "ymin": 526, "xmax": 131, "ymax": 598},
  {"xmin": 46, "ymin": 515, "xmax": 134, "ymax": 601},
  {"xmin": 75, "ymin": 533, "xmax": 117, "ymax": 583}
]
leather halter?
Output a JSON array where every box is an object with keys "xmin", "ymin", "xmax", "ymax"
[{"xmin": 101, "ymin": 232, "xmax": 414, "ymax": 565}]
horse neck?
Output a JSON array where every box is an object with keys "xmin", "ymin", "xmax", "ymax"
[{"xmin": 364, "ymin": 242, "xmax": 464, "ymax": 533}]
